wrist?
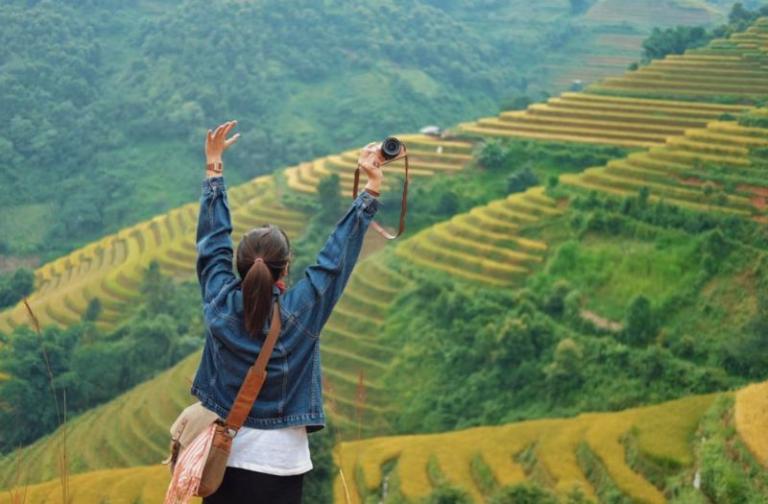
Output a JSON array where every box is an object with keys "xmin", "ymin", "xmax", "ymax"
[
  {"xmin": 364, "ymin": 179, "xmax": 382, "ymax": 194},
  {"xmin": 206, "ymin": 159, "xmax": 223, "ymax": 178}
]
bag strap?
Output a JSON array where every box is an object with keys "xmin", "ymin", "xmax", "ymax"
[
  {"xmin": 352, "ymin": 149, "xmax": 409, "ymax": 240},
  {"xmin": 224, "ymin": 301, "xmax": 282, "ymax": 431}
]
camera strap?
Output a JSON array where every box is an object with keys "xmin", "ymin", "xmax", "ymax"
[{"xmin": 352, "ymin": 153, "xmax": 409, "ymax": 240}]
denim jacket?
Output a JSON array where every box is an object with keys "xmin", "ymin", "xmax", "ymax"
[{"xmin": 190, "ymin": 176, "xmax": 379, "ymax": 433}]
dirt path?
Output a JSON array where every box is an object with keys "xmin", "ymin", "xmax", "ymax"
[{"xmin": 580, "ymin": 309, "xmax": 623, "ymax": 332}]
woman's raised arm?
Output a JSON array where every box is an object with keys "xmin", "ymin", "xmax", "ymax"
[
  {"xmin": 196, "ymin": 120, "xmax": 240, "ymax": 305},
  {"xmin": 281, "ymin": 142, "xmax": 391, "ymax": 337}
]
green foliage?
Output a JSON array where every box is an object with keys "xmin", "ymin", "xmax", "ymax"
[
  {"xmin": 545, "ymin": 337, "xmax": 584, "ymax": 398},
  {"xmin": 576, "ymin": 442, "xmax": 632, "ymax": 504},
  {"xmin": 0, "ymin": 268, "xmax": 34, "ymax": 308},
  {"xmin": 0, "ymin": 261, "xmax": 203, "ymax": 453},
  {"xmin": 623, "ymin": 295, "xmax": 656, "ymax": 346},
  {"xmin": 423, "ymin": 485, "xmax": 473, "ymax": 504},
  {"xmin": 507, "ymin": 168, "xmax": 539, "ymax": 194},
  {"xmin": 1, "ymin": 0, "xmax": 594, "ymax": 257},
  {"xmin": 641, "ymin": 25, "xmax": 711, "ymax": 62},
  {"xmin": 82, "ymin": 297, "xmax": 102, "ymax": 322},
  {"xmin": 383, "ymin": 265, "xmax": 733, "ymax": 434},
  {"xmin": 488, "ymin": 482, "xmax": 558, "ymax": 504},
  {"xmin": 303, "ymin": 417, "xmax": 338, "ymax": 504}
]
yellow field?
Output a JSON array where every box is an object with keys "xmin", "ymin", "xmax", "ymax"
[
  {"xmin": 332, "ymin": 393, "xmax": 719, "ymax": 503},
  {"xmin": 734, "ymin": 380, "xmax": 768, "ymax": 468},
  {"xmin": 0, "ymin": 464, "xmax": 194, "ymax": 504}
]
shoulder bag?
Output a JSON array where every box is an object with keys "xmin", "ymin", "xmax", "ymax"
[{"xmin": 163, "ymin": 302, "xmax": 282, "ymax": 503}]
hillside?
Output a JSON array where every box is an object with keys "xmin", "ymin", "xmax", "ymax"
[
  {"xmin": 2, "ymin": 381, "xmax": 766, "ymax": 503},
  {"xmin": 0, "ymin": 0, "xmax": 739, "ymax": 261},
  {"xmin": 458, "ymin": 17, "xmax": 768, "ymax": 147}
]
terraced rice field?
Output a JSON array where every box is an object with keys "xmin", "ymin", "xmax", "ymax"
[
  {"xmin": 561, "ymin": 120, "xmax": 768, "ymax": 217},
  {"xmin": 5, "ymin": 381, "xmax": 767, "ymax": 504},
  {"xmin": 0, "ymin": 351, "xmax": 200, "ymax": 489},
  {"xmin": 735, "ymin": 380, "xmax": 768, "ymax": 468},
  {"xmin": 0, "ymin": 251, "xmax": 411, "ymax": 487},
  {"xmin": 0, "ymin": 464, "xmax": 188, "ymax": 504},
  {"xmin": 284, "ymin": 134, "xmax": 474, "ymax": 195},
  {"xmin": 0, "ymin": 176, "xmax": 305, "ymax": 335},
  {"xmin": 589, "ymin": 18, "xmax": 768, "ymax": 101},
  {"xmin": 395, "ymin": 187, "xmax": 563, "ymax": 287},
  {"xmin": 458, "ymin": 19, "xmax": 768, "ymax": 149},
  {"xmin": 458, "ymin": 92, "xmax": 749, "ymax": 149},
  {"xmin": 333, "ymin": 392, "xmax": 719, "ymax": 504},
  {"xmin": 317, "ymin": 251, "xmax": 411, "ymax": 438}
]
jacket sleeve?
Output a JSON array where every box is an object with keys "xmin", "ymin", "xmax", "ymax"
[
  {"xmin": 282, "ymin": 190, "xmax": 379, "ymax": 337},
  {"xmin": 196, "ymin": 176, "xmax": 237, "ymax": 305}
]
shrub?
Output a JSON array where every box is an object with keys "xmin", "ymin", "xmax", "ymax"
[{"xmin": 489, "ymin": 483, "xmax": 558, "ymax": 504}]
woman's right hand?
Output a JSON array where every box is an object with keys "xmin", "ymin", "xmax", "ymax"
[{"xmin": 358, "ymin": 142, "xmax": 387, "ymax": 194}]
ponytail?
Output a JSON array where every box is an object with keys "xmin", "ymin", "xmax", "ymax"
[{"xmin": 241, "ymin": 258, "xmax": 275, "ymax": 338}]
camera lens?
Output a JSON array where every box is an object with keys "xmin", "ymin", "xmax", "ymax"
[{"xmin": 381, "ymin": 137, "xmax": 402, "ymax": 160}]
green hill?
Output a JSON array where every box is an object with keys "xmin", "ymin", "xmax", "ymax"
[{"xmin": 0, "ymin": 0, "xmax": 740, "ymax": 260}]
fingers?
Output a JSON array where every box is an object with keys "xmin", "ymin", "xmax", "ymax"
[{"xmin": 225, "ymin": 133, "xmax": 240, "ymax": 148}]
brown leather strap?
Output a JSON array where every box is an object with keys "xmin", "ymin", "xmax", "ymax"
[
  {"xmin": 352, "ymin": 148, "xmax": 409, "ymax": 240},
  {"xmin": 224, "ymin": 301, "xmax": 282, "ymax": 430}
]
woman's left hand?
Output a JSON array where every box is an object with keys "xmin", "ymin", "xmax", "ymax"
[{"xmin": 205, "ymin": 120, "xmax": 240, "ymax": 174}]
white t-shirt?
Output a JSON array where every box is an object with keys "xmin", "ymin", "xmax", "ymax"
[{"xmin": 227, "ymin": 425, "xmax": 313, "ymax": 476}]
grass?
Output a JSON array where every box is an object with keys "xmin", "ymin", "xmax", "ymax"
[{"xmin": 543, "ymin": 234, "xmax": 700, "ymax": 321}]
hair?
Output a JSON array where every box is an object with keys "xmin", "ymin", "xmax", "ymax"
[{"xmin": 236, "ymin": 224, "xmax": 291, "ymax": 338}]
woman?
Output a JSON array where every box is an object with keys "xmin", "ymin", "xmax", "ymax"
[{"xmin": 193, "ymin": 120, "xmax": 394, "ymax": 503}]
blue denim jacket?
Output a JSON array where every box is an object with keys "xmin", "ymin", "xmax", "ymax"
[{"xmin": 190, "ymin": 176, "xmax": 379, "ymax": 433}]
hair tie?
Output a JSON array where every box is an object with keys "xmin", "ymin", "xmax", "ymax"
[{"xmin": 253, "ymin": 257, "xmax": 264, "ymax": 265}]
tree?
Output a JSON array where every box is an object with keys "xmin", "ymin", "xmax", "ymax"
[
  {"xmin": 478, "ymin": 140, "xmax": 507, "ymax": 171},
  {"xmin": 0, "ymin": 268, "xmax": 35, "ymax": 308},
  {"xmin": 545, "ymin": 338, "xmax": 583, "ymax": 397},
  {"xmin": 83, "ymin": 297, "xmax": 102, "ymax": 322},
  {"xmin": 623, "ymin": 295, "xmax": 656, "ymax": 346},
  {"xmin": 490, "ymin": 483, "xmax": 558, "ymax": 504}
]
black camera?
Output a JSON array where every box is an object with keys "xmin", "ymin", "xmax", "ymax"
[{"xmin": 381, "ymin": 136, "xmax": 403, "ymax": 160}]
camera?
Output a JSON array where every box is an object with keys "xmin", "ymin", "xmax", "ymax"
[{"xmin": 381, "ymin": 136, "xmax": 403, "ymax": 160}]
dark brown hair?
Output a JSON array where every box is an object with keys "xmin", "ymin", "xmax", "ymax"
[{"xmin": 236, "ymin": 224, "xmax": 291, "ymax": 338}]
